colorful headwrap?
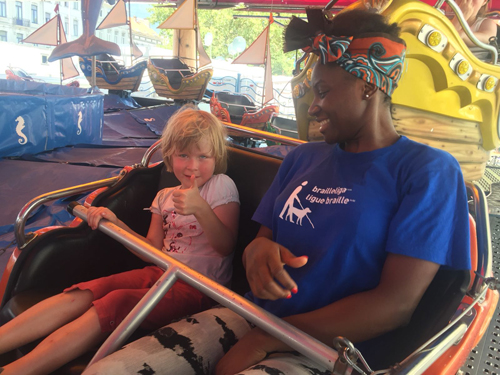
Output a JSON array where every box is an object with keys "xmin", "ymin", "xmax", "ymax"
[{"xmin": 284, "ymin": 13, "xmax": 406, "ymax": 97}]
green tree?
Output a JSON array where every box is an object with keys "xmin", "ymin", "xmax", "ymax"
[{"xmin": 147, "ymin": 5, "xmax": 298, "ymax": 76}]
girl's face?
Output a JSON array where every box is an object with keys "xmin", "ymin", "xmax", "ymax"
[{"xmin": 172, "ymin": 137, "xmax": 216, "ymax": 189}]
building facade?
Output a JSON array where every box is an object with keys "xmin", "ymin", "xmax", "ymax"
[{"xmin": 0, "ymin": 0, "xmax": 163, "ymax": 78}]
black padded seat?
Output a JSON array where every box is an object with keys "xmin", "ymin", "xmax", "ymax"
[
  {"xmin": 355, "ymin": 268, "xmax": 469, "ymax": 371},
  {"xmin": 0, "ymin": 145, "xmax": 471, "ymax": 373}
]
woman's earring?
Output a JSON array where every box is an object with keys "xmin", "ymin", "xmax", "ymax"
[{"xmin": 365, "ymin": 94, "xmax": 369, "ymax": 98}]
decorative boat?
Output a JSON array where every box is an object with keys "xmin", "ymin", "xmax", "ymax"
[
  {"xmin": 210, "ymin": 15, "xmax": 279, "ymax": 131},
  {"xmin": 209, "ymin": 91, "xmax": 279, "ymax": 131},
  {"xmin": 291, "ymin": 0, "xmax": 500, "ymax": 182},
  {"xmin": 148, "ymin": 0, "xmax": 213, "ymax": 101},
  {"xmin": 79, "ymin": 0, "xmax": 147, "ymax": 92},
  {"xmin": 21, "ymin": 5, "xmax": 79, "ymax": 85}
]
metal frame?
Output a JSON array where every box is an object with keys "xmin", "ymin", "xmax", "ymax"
[
  {"xmin": 14, "ymin": 175, "xmax": 122, "ymax": 250},
  {"xmin": 13, "ymin": 131, "xmax": 495, "ymax": 374},
  {"xmin": 67, "ymin": 203, "xmax": 341, "ymax": 371}
]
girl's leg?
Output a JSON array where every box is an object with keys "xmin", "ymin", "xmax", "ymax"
[
  {"xmin": 83, "ymin": 306, "xmax": 253, "ymax": 375},
  {"xmin": 0, "ymin": 289, "xmax": 94, "ymax": 355},
  {"xmin": 1, "ymin": 306, "xmax": 108, "ymax": 375}
]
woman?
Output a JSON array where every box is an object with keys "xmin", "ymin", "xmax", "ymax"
[{"xmin": 84, "ymin": 9, "xmax": 471, "ymax": 375}]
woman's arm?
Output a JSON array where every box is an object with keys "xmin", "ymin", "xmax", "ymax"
[{"xmin": 216, "ymin": 252, "xmax": 440, "ymax": 375}]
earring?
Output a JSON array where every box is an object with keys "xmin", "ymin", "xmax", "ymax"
[{"xmin": 365, "ymin": 94, "xmax": 369, "ymax": 98}]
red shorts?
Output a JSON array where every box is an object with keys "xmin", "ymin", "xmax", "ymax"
[{"xmin": 64, "ymin": 265, "xmax": 215, "ymax": 333}]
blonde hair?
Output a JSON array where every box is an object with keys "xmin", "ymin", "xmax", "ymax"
[{"xmin": 161, "ymin": 106, "xmax": 228, "ymax": 174}]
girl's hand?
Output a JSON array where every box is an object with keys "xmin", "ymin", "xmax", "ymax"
[
  {"xmin": 215, "ymin": 328, "xmax": 290, "ymax": 375},
  {"xmin": 172, "ymin": 175, "xmax": 207, "ymax": 216},
  {"xmin": 86, "ymin": 207, "xmax": 118, "ymax": 230}
]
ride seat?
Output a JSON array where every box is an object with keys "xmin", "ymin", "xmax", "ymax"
[
  {"xmin": 96, "ymin": 54, "xmax": 123, "ymax": 78},
  {"xmin": 0, "ymin": 146, "xmax": 282, "ymax": 373},
  {"xmin": 0, "ymin": 145, "xmax": 473, "ymax": 373},
  {"xmin": 354, "ymin": 213, "xmax": 474, "ymax": 370},
  {"xmin": 151, "ymin": 58, "xmax": 192, "ymax": 90}
]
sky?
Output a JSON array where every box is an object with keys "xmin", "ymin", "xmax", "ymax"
[{"xmin": 130, "ymin": 3, "xmax": 154, "ymax": 20}]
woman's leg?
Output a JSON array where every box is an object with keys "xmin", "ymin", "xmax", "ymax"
[
  {"xmin": 83, "ymin": 306, "xmax": 253, "ymax": 375},
  {"xmin": 1, "ymin": 306, "xmax": 108, "ymax": 375},
  {"xmin": 238, "ymin": 352, "xmax": 332, "ymax": 375},
  {"xmin": 0, "ymin": 289, "xmax": 94, "ymax": 355}
]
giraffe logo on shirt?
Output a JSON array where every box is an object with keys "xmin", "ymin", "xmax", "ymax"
[{"xmin": 279, "ymin": 181, "xmax": 315, "ymax": 228}]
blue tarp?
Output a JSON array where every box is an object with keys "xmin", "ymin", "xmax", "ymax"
[
  {"xmin": 128, "ymin": 105, "xmax": 181, "ymax": 135},
  {"xmin": 16, "ymin": 146, "xmax": 163, "ymax": 167},
  {"xmin": 0, "ymin": 79, "xmax": 103, "ymax": 158},
  {"xmin": 103, "ymin": 93, "xmax": 141, "ymax": 112}
]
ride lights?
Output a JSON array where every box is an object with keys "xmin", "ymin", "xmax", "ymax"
[
  {"xmin": 477, "ymin": 74, "xmax": 498, "ymax": 92},
  {"xmin": 450, "ymin": 53, "xmax": 472, "ymax": 80},
  {"xmin": 418, "ymin": 24, "xmax": 447, "ymax": 53}
]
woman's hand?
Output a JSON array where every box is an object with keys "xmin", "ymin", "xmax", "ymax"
[
  {"xmin": 244, "ymin": 236, "xmax": 308, "ymax": 300},
  {"xmin": 172, "ymin": 175, "xmax": 207, "ymax": 216},
  {"xmin": 215, "ymin": 327, "xmax": 291, "ymax": 375},
  {"xmin": 86, "ymin": 206, "xmax": 118, "ymax": 230}
]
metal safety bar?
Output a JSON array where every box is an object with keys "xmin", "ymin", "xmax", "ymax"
[
  {"xmin": 391, "ymin": 307, "xmax": 474, "ymax": 374},
  {"xmin": 67, "ymin": 204, "xmax": 341, "ymax": 371},
  {"xmin": 14, "ymin": 175, "xmax": 122, "ymax": 249},
  {"xmin": 141, "ymin": 127, "xmax": 304, "ymax": 168},
  {"xmin": 436, "ymin": 0, "xmax": 498, "ymax": 64},
  {"xmin": 466, "ymin": 181, "xmax": 493, "ymax": 297},
  {"xmin": 225, "ymin": 123, "xmax": 305, "ymax": 146}
]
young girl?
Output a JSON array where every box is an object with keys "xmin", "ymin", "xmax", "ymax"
[{"xmin": 0, "ymin": 107, "xmax": 240, "ymax": 375}]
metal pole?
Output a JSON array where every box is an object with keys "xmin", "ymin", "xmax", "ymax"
[
  {"xmin": 69, "ymin": 204, "xmax": 340, "ymax": 372},
  {"xmin": 128, "ymin": 0, "xmax": 133, "ymax": 66},
  {"xmin": 91, "ymin": 55, "xmax": 97, "ymax": 88}
]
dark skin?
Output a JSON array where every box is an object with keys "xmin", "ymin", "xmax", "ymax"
[{"xmin": 215, "ymin": 62, "xmax": 441, "ymax": 375}]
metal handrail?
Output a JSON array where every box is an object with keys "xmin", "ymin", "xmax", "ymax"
[
  {"xmin": 67, "ymin": 204, "xmax": 341, "ymax": 371},
  {"xmin": 390, "ymin": 309, "xmax": 473, "ymax": 374},
  {"xmin": 437, "ymin": 0, "xmax": 498, "ymax": 64},
  {"xmin": 140, "ymin": 126, "xmax": 303, "ymax": 168},
  {"xmin": 466, "ymin": 181, "xmax": 493, "ymax": 296},
  {"xmin": 14, "ymin": 176, "xmax": 122, "ymax": 249},
  {"xmin": 225, "ymin": 123, "xmax": 305, "ymax": 146}
]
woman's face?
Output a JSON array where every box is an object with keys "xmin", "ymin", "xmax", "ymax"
[{"xmin": 308, "ymin": 63, "xmax": 367, "ymax": 145}]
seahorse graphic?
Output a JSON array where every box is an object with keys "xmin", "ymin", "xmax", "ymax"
[
  {"xmin": 15, "ymin": 116, "xmax": 28, "ymax": 145},
  {"xmin": 77, "ymin": 111, "xmax": 82, "ymax": 135}
]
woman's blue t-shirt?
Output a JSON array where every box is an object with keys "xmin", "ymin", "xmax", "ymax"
[{"xmin": 247, "ymin": 136, "xmax": 471, "ymax": 318}]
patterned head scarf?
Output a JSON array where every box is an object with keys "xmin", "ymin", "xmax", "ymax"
[{"xmin": 284, "ymin": 11, "xmax": 406, "ymax": 97}]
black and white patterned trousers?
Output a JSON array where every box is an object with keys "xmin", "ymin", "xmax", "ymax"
[{"xmin": 83, "ymin": 306, "xmax": 332, "ymax": 375}]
